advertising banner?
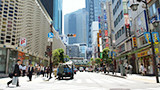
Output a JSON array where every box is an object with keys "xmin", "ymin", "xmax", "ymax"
[
  {"xmin": 152, "ymin": 32, "xmax": 160, "ymax": 44},
  {"xmin": 132, "ymin": 36, "xmax": 137, "ymax": 48},
  {"xmin": 144, "ymin": 32, "xmax": 151, "ymax": 44},
  {"xmin": 135, "ymin": 11, "xmax": 148, "ymax": 36},
  {"xmin": 20, "ymin": 38, "xmax": 27, "ymax": 46}
]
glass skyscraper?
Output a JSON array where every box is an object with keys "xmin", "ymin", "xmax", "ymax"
[
  {"xmin": 53, "ymin": 0, "xmax": 63, "ymax": 35},
  {"xmin": 40, "ymin": 0, "xmax": 63, "ymax": 35},
  {"xmin": 85, "ymin": 0, "xmax": 106, "ymax": 47}
]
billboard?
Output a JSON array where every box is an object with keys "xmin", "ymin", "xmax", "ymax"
[
  {"xmin": 20, "ymin": 38, "xmax": 27, "ymax": 46},
  {"xmin": 135, "ymin": 11, "xmax": 148, "ymax": 36}
]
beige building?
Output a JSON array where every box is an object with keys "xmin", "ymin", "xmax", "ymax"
[{"xmin": 0, "ymin": 0, "xmax": 66, "ymax": 74}]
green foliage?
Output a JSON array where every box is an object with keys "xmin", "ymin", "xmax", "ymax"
[
  {"xmin": 95, "ymin": 58, "xmax": 101, "ymax": 65},
  {"xmin": 52, "ymin": 48, "xmax": 65, "ymax": 65},
  {"xmin": 102, "ymin": 48, "xmax": 112, "ymax": 64},
  {"xmin": 90, "ymin": 58, "xmax": 93, "ymax": 61}
]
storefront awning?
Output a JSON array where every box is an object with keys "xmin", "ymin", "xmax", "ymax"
[{"xmin": 115, "ymin": 45, "xmax": 151, "ymax": 59}]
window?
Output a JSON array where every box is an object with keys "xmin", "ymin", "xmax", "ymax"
[
  {"xmin": 3, "ymin": 11, "xmax": 7, "ymax": 14},
  {"xmin": 149, "ymin": 3, "xmax": 157, "ymax": 17}
]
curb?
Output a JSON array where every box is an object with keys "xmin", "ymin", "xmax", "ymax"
[{"xmin": 103, "ymin": 73, "xmax": 126, "ymax": 79}]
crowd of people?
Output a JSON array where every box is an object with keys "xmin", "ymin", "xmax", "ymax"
[{"xmin": 7, "ymin": 60, "xmax": 52, "ymax": 87}]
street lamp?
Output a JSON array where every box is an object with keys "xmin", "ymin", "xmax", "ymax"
[
  {"xmin": 152, "ymin": 20, "xmax": 160, "ymax": 27},
  {"xmin": 130, "ymin": 3, "xmax": 139, "ymax": 11},
  {"xmin": 130, "ymin": 0, "xmax": 159, "ymax": 83}
]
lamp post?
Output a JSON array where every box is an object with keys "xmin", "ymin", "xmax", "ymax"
[{"xmin": 130, "ymin": 0, "xmax": 160, "ymax": 83}]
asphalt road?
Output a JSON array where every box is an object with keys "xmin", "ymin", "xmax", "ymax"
[{"xmin": 0, "ymin": 72, "xmax": 160, "ymax": 90}]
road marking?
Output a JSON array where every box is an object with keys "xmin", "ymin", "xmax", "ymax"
[
  {"xmin": 86, "ymin": 79, "xmax": 94, "ymax": 83},
  {"xmin": 76, "ymin": 79, "xmax": 82, "ymax": 83}
]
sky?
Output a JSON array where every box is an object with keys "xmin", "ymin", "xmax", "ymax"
[{"xmin": 62, "ymin": 0, "xmax": 85, "ymax": 34}]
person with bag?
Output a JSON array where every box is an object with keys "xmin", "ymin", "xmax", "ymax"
[
  {"xmin": 7, "ymin": 60, "xmax": 21, "ymax": 87},
  {"xmin": 28, "ymin": 64, "xmax": 34, "ymax": 81}
]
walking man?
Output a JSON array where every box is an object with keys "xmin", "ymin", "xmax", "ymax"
[
  {"xmin": 22, "ymin": 64, "xmax": 26, "ymax": 77},
  {"xmin": 28, "ymin": 64, "xmax": 34, "ymax": 81},
  {"xmin": 7, "ymin": 60, "xmax": 21, "ymax": 87}
]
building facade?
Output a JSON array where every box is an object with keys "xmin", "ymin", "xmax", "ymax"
[
  {"xmin": 40, "ymin": 0, "xmax": 63, "ymax": 35},
  {"xmin": 85, "ymin": 0, "xmax": 107, "ymax": 47},
  {"xmin": 0, "ymin": 0, "xmax": 65, "ymax": 74},
  {"xmin": 64, "ymin": 8, "xmax": 87, "ymax": 45}
]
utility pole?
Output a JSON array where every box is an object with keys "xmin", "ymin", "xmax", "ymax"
[{"xmin": 49, "ymin": 24, "xmax": 53, "ymax": 79}]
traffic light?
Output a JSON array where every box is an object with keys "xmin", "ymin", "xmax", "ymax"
[
  {"xmin": 46, "ymin": 46, "xmax": 51, "ymax": 52},
  {"xmin": 67, "ymin": 34, "xmax": 76, "ymax": 37},
  {"xmin": 45, "ymin": 52, "xmax": 48, "ymax": 57}
]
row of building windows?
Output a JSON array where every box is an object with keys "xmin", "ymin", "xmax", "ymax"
[
  {"xmin": 115, "ymin": 26, "xmax": 125, "ymax": 40},
  {"xmin": 113, "ymin": 0, "xmax": 121, "ymax": 15},
  {"xmin": 114, "ymin": 11, "xmax": 123, "ymax": 27}
]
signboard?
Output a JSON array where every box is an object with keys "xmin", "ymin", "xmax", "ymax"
[
  {"xmin": 20, "ymin": 38, "xmax": 27, "ymax": 46},
  {"xmin": 105, "ymin": 30, "xmax": 108, "ymax": 36},
  {"xmin": 135, "ymin": 11, "xmax": 148, "ymax": 36},
  {"xmin": 158, "ymin": 8, "xmax": 160, "ymax": 20},
  {"xmin": 48, "ymin": 38, "xmax": 53, "ymax": 42},
  {"xmin": 137, "ymin": 50, "xmax": 149, "ymax": 58},
  {"xmin": 124, "ymin": 14, "xmax": 129, "ymax": 25},
  {"xmin": 100, "ymin": 52, "xmax": 103, "ymax": 59},
  {"xmin": 132, "ymin": 36, "xmax": 137, "ymax": 48},
  {"xmin": 155, "ymin": 48, "xmax": 159, "ymax": 54},
  {"xmin": 48, "ymin": 32, "xmax": 54, "ymax": 38},
  {"xmin": 99, "ymin": 30, "xmax": 102, "ymax": 37},
  {"xmin": 152, "ymin": 32, "xmax": 160, "ymax": 44},
  {"xmin": 144, "ymin": 32, "xmax": 151, "ymax": 44},
  {"xmin": 18, "ymin": 51, "xmax": 25, "ymax": 61}
]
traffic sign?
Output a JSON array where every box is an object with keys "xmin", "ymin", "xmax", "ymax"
[{"xmin": 48, "ymin": 32, "xmax": 54, "ymax": 38}]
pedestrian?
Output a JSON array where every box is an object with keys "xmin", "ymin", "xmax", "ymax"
[
  {"xmin": 28, "ymin": 64, "xmax": 34, "ymax": 81},
  {"xmin": 104, "ymin": 65, "xmax": 106, "ymax": 73},
  {"xmin": 22, "ymin": 64, "xmax": 26, "ymax": 77},
  {"xmin": 37, "ymin": 64, "xmax": 41, "ymax": 77},
  {"xmin": 140, "ymin": 64, "xmax": 145, "ymax": 75},
  {"xmin": 128, "ymin": 64, "xmax": 133, "ymax": 75},
  {"xmin": 40, "ymin": 65, "xmax": 45, "ymax": 77},
  {"xmin": 158, "ymin": 63, "xmax": 160, "ymax": 74},
  {"xmin": 7, "ymin": 60, "xmax": 21, "ymax": 87}
]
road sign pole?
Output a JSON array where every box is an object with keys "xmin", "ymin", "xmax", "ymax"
[{"xmin": 49, "ymin": 24, "xmax": 53, "ymax": 80}]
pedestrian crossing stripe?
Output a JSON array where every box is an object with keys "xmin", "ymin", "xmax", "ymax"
[{"xmin": 55, "ymin": 78, "xmax": 135, "ymax": 84}]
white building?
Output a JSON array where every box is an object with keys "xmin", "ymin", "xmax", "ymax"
[
  {"xmin": 91, "ymin": 21, "xmax": 99, "ymax": 59},
  {"xmin": 0, "ymin": 0, "xmax": 65, "ymax": 74}
]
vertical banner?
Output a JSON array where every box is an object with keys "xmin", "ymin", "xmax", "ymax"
[
  {"xmin": 144, "ymin": 32, "xmax": 151, "ymax": 44},
  {"xmin": 132, "ymin": 36, "xmax": 137, "ymax": 48},
  {"xmin": 152, "ymin": 32, "xmax": 160, "ymax": 44}
]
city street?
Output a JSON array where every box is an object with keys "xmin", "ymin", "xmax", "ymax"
[{"xmin": 0, "ymin": 72, "xmax": 160, "ymax": 90}]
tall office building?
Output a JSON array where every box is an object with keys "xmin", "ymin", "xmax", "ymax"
[
  {"xmin": 85, "ymin": 0, "xmax": 106, "ymax": 47},
  {"xmin": 40, "ymin": 0, "xmax": 53, "ymax": 20},
  {"xmin": 0, "ymin": 0, "xmax": 65, "ymax": 74},
  {"xmin": 64, "ymin": 8, "xmax": 87, "ymax": 45},
  {"xmin": 40, "ymin": 0, "xmax": 63, "ymax": 35}
]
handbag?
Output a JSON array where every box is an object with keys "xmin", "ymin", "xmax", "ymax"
[
  {"xmin": 12, "ymin": 76, "xmax": 18, "ymax": 85},
  {"xmin": 8, "ymin": 73, "xmax": 13, "ymax": 78}
]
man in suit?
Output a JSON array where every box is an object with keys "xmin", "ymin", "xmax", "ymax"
[
  {"xmin": 28, "ymin": 64, "xmax": 34, "ymax": 81},
  {"xmin": 7, "ymin": 60, "xmax": 21, "ymax": 87}
]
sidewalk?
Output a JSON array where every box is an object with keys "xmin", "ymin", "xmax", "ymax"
[{"xmin": 103, "ymin": 72, "xmax": 160, "ymax": 83}]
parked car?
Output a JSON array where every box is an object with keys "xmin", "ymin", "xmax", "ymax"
[
  {"xmin": 85, "ymin": 67, "xmax": 89, "ymax": 72},
  {"xmin": 79, "ymin": 67, "xmax": 84, "ymax": 72},
  {"xmin": 74, "ymin": 68, "xmax": 77, "ymax": 74},
  {"xmin": 57, "ymin": 61, "xmax": 74, "ymax": 80}
]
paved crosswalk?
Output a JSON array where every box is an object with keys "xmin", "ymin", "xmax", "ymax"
[{"xmin": 54, "ymin": 77, "xmax": 136, "ymax": 85}]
